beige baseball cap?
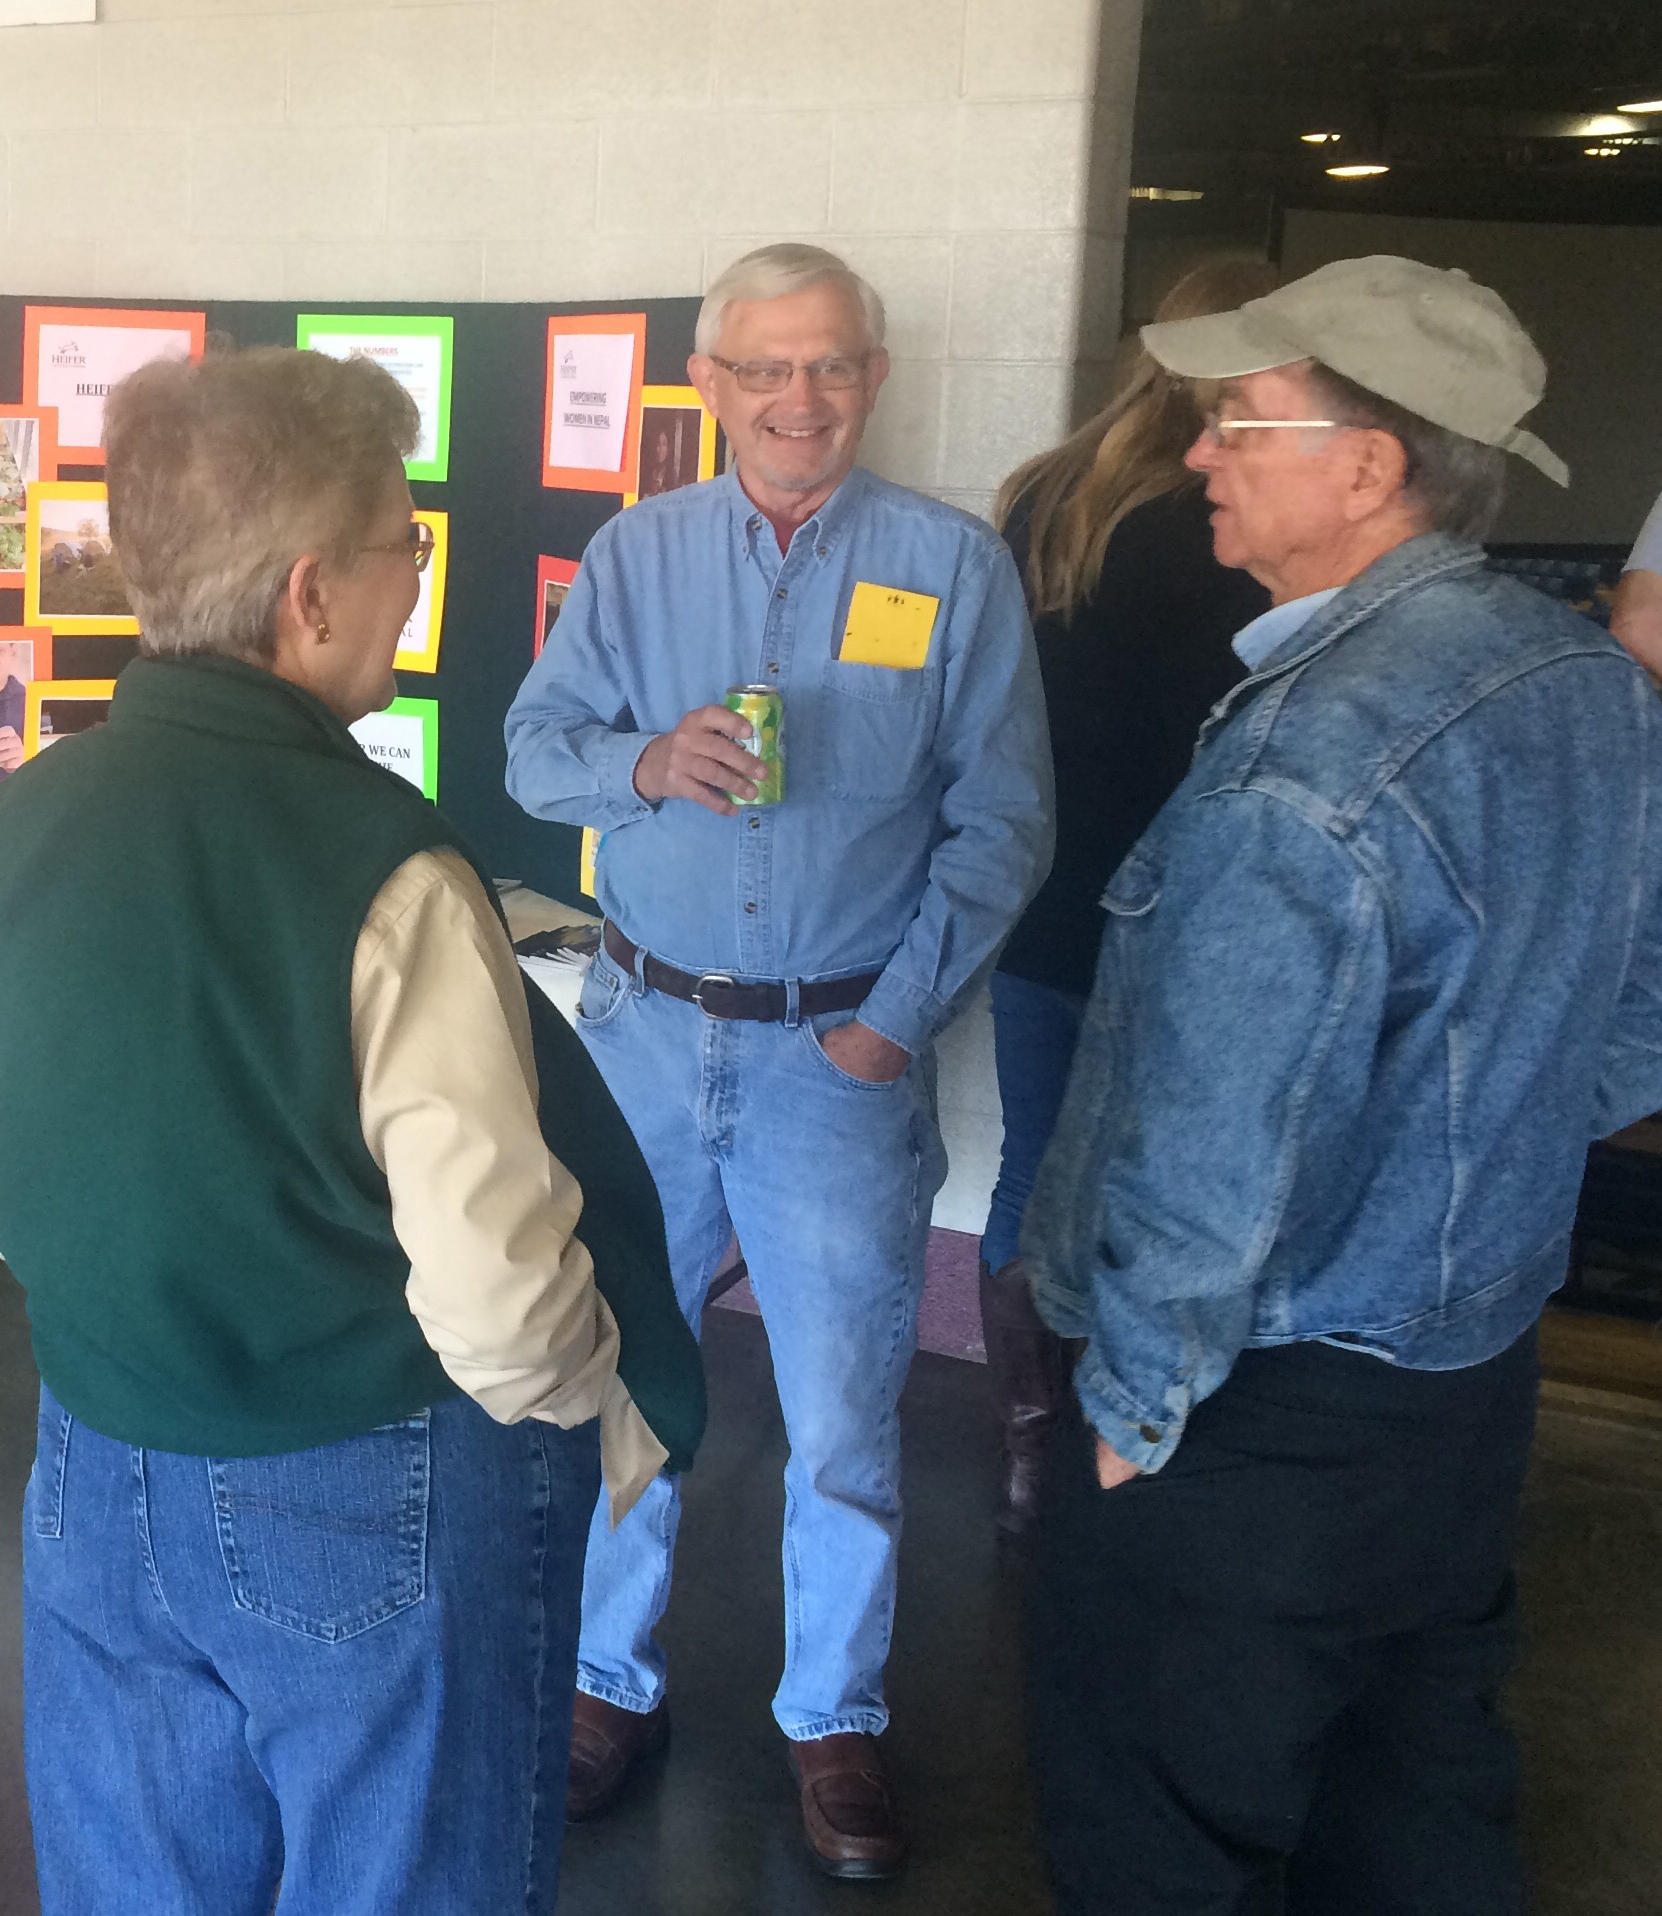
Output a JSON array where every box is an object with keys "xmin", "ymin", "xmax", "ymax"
[{"xmin": 1141, "ymin": 254, "xmax": 1568, "ymax": 487}]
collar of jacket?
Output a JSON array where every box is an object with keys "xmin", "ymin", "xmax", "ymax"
[
  {"xmin": 108, "ymin": 651, "xmax": 366, "ymax": 763},
  {"xmin": 1200, "ymin": 532, "xmax": 1487, "ymax": 748}
]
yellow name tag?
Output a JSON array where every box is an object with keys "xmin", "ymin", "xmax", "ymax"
[{"xmin": 838, "ymin": 581, "xmax": 940, "ymax": 670}]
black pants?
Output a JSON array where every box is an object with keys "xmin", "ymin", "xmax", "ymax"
[{"xmin": 1028, "ymin": 1330, "xmax": 1539, "ymax": 1916}]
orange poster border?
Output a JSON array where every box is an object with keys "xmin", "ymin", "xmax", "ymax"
[
  {"xmin": 0, "ymin": 626, "xmax": 54, "ymax": 686},
  {"xmin": 0, "ymin": 406, "xmax": 59, "ymax": 587},
  {"xmin": 542, "ymin": 312, "xmax": 646, "ymax": 494},
  {"xmin": 22, "ymin": 306, "xmax": 207, "ymax": 466}
]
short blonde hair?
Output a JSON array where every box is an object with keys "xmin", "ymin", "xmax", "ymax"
[
  {"xmin": 696, "ymin": 244, "xmax": 886, "ymax": 356},
  {"xmin": 104, "ymin": 347, "xmax": 420, "ymax": 663}
]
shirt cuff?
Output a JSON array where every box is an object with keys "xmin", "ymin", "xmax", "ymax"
[
  {"xmin": 855, "ymin": 973, "xmax": 943, "ymax": 1056},
  {"xmin": 596, "ymin": 732, "xmax": 661, "ymax": 824},
  {"xmin": 1071, "ymin": 1340, "xmax": 1191, "ymax": 1475}
]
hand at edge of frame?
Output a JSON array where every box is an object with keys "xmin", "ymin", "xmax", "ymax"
[
  {"xmin": 1095, "ymin": 1435, "xmax": 1143, "ymax": 1492},
  {"xmin": 632, "ymin": 705, "xmax": 759, "ymax": 816}
]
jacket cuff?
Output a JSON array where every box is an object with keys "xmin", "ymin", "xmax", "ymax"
[
  {"xmin": 1071, "ymin": 1341, "xmax": 1191, "ymax": 1475},
  {"xmin": 854, "ymin": 974, "xmax": 942, "ymax": 1057}
]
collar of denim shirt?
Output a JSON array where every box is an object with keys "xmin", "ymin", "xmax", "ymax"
[
  {"xmin": 1231, "ymin": 585, "xmax": 1343, "ymax": 670},
  {"xmin": 722, "ymin": 462, "xmax": 872, "ymax": 570}
]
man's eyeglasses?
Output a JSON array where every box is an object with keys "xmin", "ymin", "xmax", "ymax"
[
  {"xmin": 708, "ymin": 353, "xmax": 871, "ymax": 394},
  {"xmin": 360, "ymin": 520, "xmax": 435, "ymax": 574},
  {"xmin": 1199, "ymin": 411, "xmax": 1342, "ymax": 449}
]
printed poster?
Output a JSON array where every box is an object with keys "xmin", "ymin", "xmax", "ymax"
[
  {"xmin": 542, "ymin": 313, "xmax": 645, "ymax": 493},
  {"xmin": 350, "ymin": 696, "xmax": 439, "ymax": 802},
  {"xmin": 297, "ymin": 315, "xmax": 455, "ymax": 484},
  {"xmin": 22, "ymin": 678, "xmax": 116, "ymax": 759},
  {"xmin": 23, "ymin": 306, "xmax": 206, "ymax": 465},
  {"xmin": 23, "ymin": 482, "xmax": 140, "ymax": 636},
  {"xmin": 0, "ymin": 627, "xmax": 52, "ymax": 779},
  {"xmin": 627, "ymin": 383, "xmax": 718, "ymax": 507},
  {"xmin": 534, "ymin": 555, "xmax": 578, "ymax": 659},
  {"xmin": 394, "ymin": 511, "xmax": 449, "ymax": 673}
]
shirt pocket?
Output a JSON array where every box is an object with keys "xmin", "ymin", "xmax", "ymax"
[
  {"xmin": 809, "ymin": 656, "xmax": 940, "ymax": 801},
  {"xmin": 210, "ymin": 1411, "xmax": 430, "ymax": 1642}
]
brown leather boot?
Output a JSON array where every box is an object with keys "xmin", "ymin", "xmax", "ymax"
[
  {"xmin": 566, "ymin": 1692, "xmax": 669, "ymax": 1822},
  {"xmin": 789, "ymin": 1731, "xmax": 906, "ymax": 1880},
  {"xmin": 978, "ymin": 1255, "xmax": 1066, "ymax": 1537}
]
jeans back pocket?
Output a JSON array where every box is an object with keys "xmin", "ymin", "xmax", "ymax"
[{"xmin": 211, "ymin": 1411, "xmax": 430, "ymax": 1642}]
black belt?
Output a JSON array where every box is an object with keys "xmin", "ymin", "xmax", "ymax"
[{"xmin": 601, "ymin": 922, "xmax": 879, "ymax": 1022}]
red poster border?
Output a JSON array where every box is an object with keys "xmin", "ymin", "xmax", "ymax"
[
  {"xmin": 0, "ymin": 407, "xmax": 60, "ymax": 587},
  {"xmin": 22, "ymin": 306, "xmax": 207, "ymax": 466},
  {"xmin": 542, "ymin": 313, "xmax": 646, "ymax": 494},
  {"xmin": 0, "ymin": 626, "xmax": 54, "ymax": 684}
]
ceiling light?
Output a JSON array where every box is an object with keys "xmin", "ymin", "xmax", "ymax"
[
  {"xmin": 1576, "ymin": 114, "xmax": 1640, "ymax": 135},
  {"xmin": 1300, "ymin": 131, "xmax": 1341, "ymax": 144},
  {"xmin": 1617, "ymin": 98, "xmax": 1662, "ymax": 114},
  {"xmin": 1584, "ymin": 145, "xmax": 1623, "ymax": 157},
  {"xmin": 1129, "ymin": 186, "xmax": 1206, "ymax": 202},
  {"xmin": 1326, "ymin": 163, "xmax": 1389, "ymax": 179}
]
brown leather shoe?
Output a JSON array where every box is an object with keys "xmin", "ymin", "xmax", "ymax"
[
  {"xmin": 566, "ymin": 1692, "xmax": 669, "ymax": 1823},
  {"xmin": 789, "ymin": 1731, "xmax": 906, "ymax": 1880}
]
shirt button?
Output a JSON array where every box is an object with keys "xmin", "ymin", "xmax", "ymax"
[
  {"xmin": 767, "ymin": 662, "xmax": 779, "ymax": 673},
  {"xmin": 776, "ymin": 587, "xmax": 788, "ymax": 600},
  {"xmin": 1138, "ymin": 1423, "xmax": 1161, "ymax": 1445},
  {"xmin": 748, "ymin": 815, "xmax": 761, "ymax": 830},
  {"xmin": 816, "ymin": 546, "xmax": 829, "ymax": 558},
  {"xmin": 744, "ymin": 901, "xmax": 757, "ymax": 914}
]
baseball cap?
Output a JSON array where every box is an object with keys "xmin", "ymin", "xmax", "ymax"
[{"xmin": 1140, "ymin": 254, "xmax": 1568, "ymax": 487}]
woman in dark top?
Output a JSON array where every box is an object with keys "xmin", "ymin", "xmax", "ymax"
[{"xmin": 980, "ymin": 259, "xmax": 1274, "ymax": 1535}]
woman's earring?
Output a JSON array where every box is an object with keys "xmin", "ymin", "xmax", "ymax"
[{"xmin": 316, "ymin": 619, "xmax": 332, "ymax": 644}]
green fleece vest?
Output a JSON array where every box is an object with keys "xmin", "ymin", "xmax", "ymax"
[{"xmin": 0, "ymin": 656, "xmax": 703, "ymax": 1466}]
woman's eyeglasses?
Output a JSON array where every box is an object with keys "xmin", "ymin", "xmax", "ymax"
[{"xmin": 360, "ymin": 520, "xmax": 436, "ymax": 574}]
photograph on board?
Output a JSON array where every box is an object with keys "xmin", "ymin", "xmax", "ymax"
[
  {"xmin": 0, "ymin": 409, "xmax": 59, "ymax": 585},
  {"xmin": 634, "ymin": 385, "xmax": 717, "ymax": 500},
  {"xmin": 0, "ymin": 630, "xmax": 53, "ymax": 779},
  {"xmin": 534, "ymin": 556, "xmax": 578, "ymax": 658},
  {"xmin": 24, "ymin": 485, "xmax": 139, "ymax": 635}
]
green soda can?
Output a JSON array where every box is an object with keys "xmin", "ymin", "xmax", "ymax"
[{"xmin": 724, "ymin": 683, "xmax": 785, "ymax": 805}]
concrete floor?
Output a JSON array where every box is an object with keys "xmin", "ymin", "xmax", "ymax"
[{"xmin": 0, "ymin": 1271, "xmax": 1658, "ymax": 1914}]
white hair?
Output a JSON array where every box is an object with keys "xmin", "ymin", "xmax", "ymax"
[{"xmin": 696, "ymin": 244, "xmax": 886, "ymax": 356}]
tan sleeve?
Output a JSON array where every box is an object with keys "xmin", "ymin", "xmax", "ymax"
[{"xmin": 351, "ymin": 847, "xmax": 667, "ymax": 1524}]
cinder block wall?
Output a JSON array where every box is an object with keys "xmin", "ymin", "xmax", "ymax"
[{"xmin": 0, "ymin": 0, "xmax": 1143, "ymax": 519}]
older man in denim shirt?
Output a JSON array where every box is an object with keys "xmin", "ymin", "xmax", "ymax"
[
  {"xmin": 505, "ymin": 243, "xmax": 1051, "ymax": 1877},
  {"xmin": 1025, "ymin": 257, "xmax": 1662, "ymax": 1916}
]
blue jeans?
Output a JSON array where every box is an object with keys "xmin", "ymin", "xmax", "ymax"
[
  {"xmin": 23, "ymin": 1385, "xmax": 599, "ymax": 1916},
  {"xmin": 573, "ymin": 946, "xmax": 946, "ymax": 1739},
  {"xmin": 981, "ymin": 971, "xmax": 1086, "ymax": 1273}
]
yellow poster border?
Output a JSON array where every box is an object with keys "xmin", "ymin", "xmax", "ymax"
[
  {"xmin": 23, "ymin": 678, "xmax": 117, "ymax": 759},
  {"xmin": 23, "ymin": 481, "xmax": 140, "ymax": 637},
  {"xmin": 393, "ymin": 509, "xmax": 449, "ymax": 674}
]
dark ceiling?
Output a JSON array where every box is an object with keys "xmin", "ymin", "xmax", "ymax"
[{"xmin": 1132, "ymin": 0, "xmax": 1662, "ymax": 231}]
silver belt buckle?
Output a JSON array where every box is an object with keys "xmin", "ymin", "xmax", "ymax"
[{"xmin": 692, "ymin": 971, "xmax": 737, "ymax": 1017}]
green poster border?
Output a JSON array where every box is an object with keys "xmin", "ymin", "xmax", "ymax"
[
  {"xmin": 295, "ymin": 313, "xmax": 455, "ymax": 483},
  {"xmin": 384, "ymin": 695, "xmax": 440, "ymax": 801}
]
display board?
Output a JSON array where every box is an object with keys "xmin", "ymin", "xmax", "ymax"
[{"xmin": 0, "ymin": 293, "xmax": 710, "ymax": 904}]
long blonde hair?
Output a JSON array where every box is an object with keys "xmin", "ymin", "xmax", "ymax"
[{"xmin": 995, "ymin": 257, "xmax": 1278, "ymax": 618}]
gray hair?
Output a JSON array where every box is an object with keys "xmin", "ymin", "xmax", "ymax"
[
  {"xmin": 103, "ymin": 346, "xmax": 419, "ymax": 664},
  {"xmin": 696, "ymin": 244, "xmax": 886, "ymax": 356},
  {"xmin": 1304, "ymin": 363, "xmax": 1507, "ymax": 542}
]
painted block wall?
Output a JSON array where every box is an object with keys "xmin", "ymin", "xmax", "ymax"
[{"xmin": 0, "ymin": 0, "xmax": 1144, "ymax": 521}]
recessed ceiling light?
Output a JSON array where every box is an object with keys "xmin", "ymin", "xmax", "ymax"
[
  {"xmin": 1617, "ymin": 99, "xmax": 1662, "ymax": 114},
  {"xmin": 1584, "ymin": 145, "xmax": 1623, "ymax": 157},
  {"xmin": 1326, "ymin": 163, "xmax": 1390, "ymax": 179},
  {"xmin": 1300, "ymin": 132, "xmax": 1342, "ymax": 144},
  {"xmin": 1129, "ymin": 186, "xmax": 1206, "ymax": 202}
]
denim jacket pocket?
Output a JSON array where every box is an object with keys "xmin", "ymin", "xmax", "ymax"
[
  {"xmin": 1101, "ymin": 846, "xmax": 1162, "ymax": 919},
  {"xmin": 29, "ymin": 1391, "xmax": 72, "ymax": 1540},
  {"xmin": 211, "ymin": 1410, "xmax": 430, "ymax": 1642},
  {"xmin": 811, "ymin": 658, "xmax": 938, "ymax": 800}
]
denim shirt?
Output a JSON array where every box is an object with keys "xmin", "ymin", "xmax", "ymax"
[
  {"xmin": 1028, "ymin": 532, "xmax": 1662, "ymax": 1471},
  {"xmin": 503, "ymin": 467, "xmax": 1054, "ymax": 1054}
]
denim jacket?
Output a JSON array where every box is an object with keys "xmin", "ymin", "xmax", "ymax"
[{"xmin": 1028, "ymin": 532, "xmax": 1662, "ymax": 1471}]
